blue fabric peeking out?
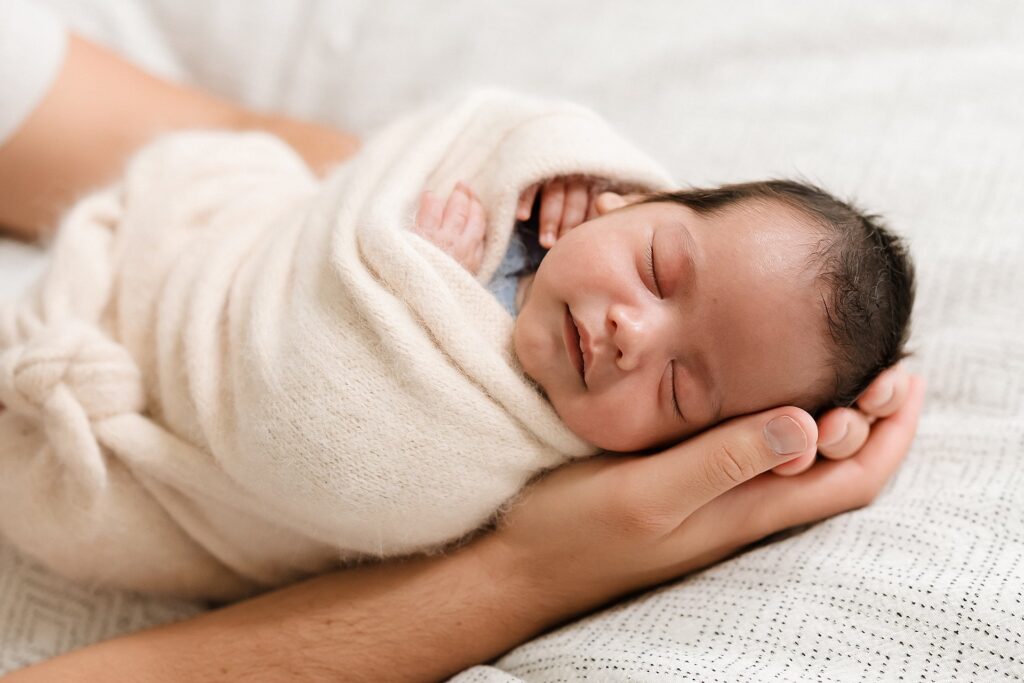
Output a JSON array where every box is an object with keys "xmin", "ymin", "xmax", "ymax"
[{"xmin": 485, "ymin": 219, "xmax": 547, "ymax": 317}]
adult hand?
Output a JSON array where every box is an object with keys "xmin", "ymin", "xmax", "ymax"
[
  {"xmin": 6, "ymin": 378, "xmax": 925, "ymax": 683},
  {"xmin": 484, "ymin": 374, "xmax": 925, "ymax": 615},
  {"xmin": 772, "ymin": 364, "xmax": 912, "ymax": 475}
]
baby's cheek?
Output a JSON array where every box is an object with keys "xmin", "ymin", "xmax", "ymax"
[{"xmin": 560, "ymin": 399, "xmax": 659, "ymax": 452}]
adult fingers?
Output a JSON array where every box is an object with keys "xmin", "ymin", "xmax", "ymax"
[
  {"xmin": 539, "ymin": 179, "xmax": 566, "ymax": 248},
  {"xmin": 816, "ymin": 407, "xmax": 872, "ymax": 460},
  {"xmin": 632, "ymin": 407, "xmax": 817, "ymax": 521},
  {"xmin": 559, "ymin": 180, "xmax": 590, "ymax": 234},
  {"xmin": 857, "ymin": 365, "xmax": 910, "ymax": 418},
  {"xmin": 720, "ymin": 375, "xmax": 926, "ymax": 545},
  {"xmin": 770, "ymin": 450, "xmax": 817, "ymax": 476},
  {"xmin": 517, "ymin": 184, "xmax": 539, "ymax": 221}
]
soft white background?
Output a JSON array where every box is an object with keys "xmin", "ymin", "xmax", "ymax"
[{"xmin": 2, "ymin": 2, "xmax": 1022, "ymax": 680}]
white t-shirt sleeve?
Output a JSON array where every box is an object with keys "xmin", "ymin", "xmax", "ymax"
[{"xmin": 0, "ymin": 0, "xmax": 67, "ymax": 145}]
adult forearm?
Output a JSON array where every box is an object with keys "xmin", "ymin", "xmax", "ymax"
[
  {"xmin": 5, "ymin": 378, "xmax": 923, "ymax": 682},
  {"xmin": 6, "ymin": 537, "xmax": 555, "ymax": 683},
  {"xmin": 0, "ymin": 33, "xmax": 357, "ymax": 240}
]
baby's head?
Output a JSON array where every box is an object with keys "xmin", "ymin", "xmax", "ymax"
[{"xmin": 513, "ymin": 179, "xmax": 914, "ymax": 452}]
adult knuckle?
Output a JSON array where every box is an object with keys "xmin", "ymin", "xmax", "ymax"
[{"xmin": 709, "ymin": 442, "xmax": 759, "ymax": 487}]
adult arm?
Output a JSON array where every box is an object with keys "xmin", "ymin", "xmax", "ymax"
[
  {"xmin": 6, "ymin": 374, "xmax": 924, "ymax": 683},
  {"xmin": 0, "ymin": 32, "xmax": 358, "ymax": 240}
]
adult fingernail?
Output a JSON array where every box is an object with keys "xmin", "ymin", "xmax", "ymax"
[
  {"xmin": 864, "ymin": 379, "xmax": 894, "ymax": 409},
  {"xmin": 764, "ymin": 416, "xmax": 808, "ymax": 455},
  {"xmin": 818, "ymin": 420, "xmax": 849, "ymax": 448}
]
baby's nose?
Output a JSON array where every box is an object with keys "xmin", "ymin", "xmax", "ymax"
[{"xmin": 608, "ymin": 305, "xmax": 650, "ymax": 372}]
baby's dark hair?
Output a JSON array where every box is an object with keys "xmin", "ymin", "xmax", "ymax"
[{"xmin": 640, "ymin": 179, "xmax": 915, "ymax": 413}]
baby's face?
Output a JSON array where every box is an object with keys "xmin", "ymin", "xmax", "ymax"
[{"xmin": 513, "ymin": 197, "xmax": 831, "ymax": 452}]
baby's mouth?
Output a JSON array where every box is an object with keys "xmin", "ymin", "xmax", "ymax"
[{"xmin": 563, "ymin": 306, "xmax": 586, "ymax": 386}]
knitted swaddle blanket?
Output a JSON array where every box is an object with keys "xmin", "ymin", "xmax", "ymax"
[{"xmin": 0, "ymin": 90, "xmax": 672, "ymax": 601}]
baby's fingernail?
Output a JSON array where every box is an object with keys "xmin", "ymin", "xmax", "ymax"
[{"xmin": 764, "ymin": 415, "xmax": 808, "ymax": 456}]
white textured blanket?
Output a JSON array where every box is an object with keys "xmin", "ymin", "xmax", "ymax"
[{"xmin": 0, "ymin": 91, "xmax": 670, "ymax": 600}]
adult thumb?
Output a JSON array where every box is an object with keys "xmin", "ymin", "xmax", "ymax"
[{"xmin": 641, "ymin": 407, "xmax": 818, "ymax": 518}]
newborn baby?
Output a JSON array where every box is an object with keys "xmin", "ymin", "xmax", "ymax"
[
  {"xmin": 415, "ymin": 177, "xmax": 914, "ymax": 468},
  {"xmin": 0, "ymin": 90, "xmax": 915, "ymax": 599}
]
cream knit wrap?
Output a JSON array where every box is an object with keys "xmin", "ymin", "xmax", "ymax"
[{"xmin": 0, "ymin": 91, "xmax": 672, "ymax": 600}]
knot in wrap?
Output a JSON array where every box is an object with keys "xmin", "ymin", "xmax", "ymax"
[{"xmin": 0, "ymin": 322, "xmax": 145, "ymax": 497}]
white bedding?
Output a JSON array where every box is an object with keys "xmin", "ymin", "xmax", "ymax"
[{"xmin": 2, "ymin": 1, "xmax": 1022, "ymax": 680}]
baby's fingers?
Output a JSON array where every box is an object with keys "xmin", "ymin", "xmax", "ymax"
[
  {"xmin": 517, "ymin": 184, "xmax": 540, "ymax": 221},
  {"xmin": 539, "ymin": 179, "xmax": 566, "ymax": 248},
  {"xmin": 415, "ymin": 191, "xmax": 444, "ymax": 234},
  {"xmin": 466, "ymin": 193, "xmax": 486, "ymax": 239},
  {"xmin": 462, "ymin": 195, "xmax": 487, "ymax": 273},
  {"xmin": 585, "ymin": 186, "xmax": 601, "ymax": 221},
  {"xmin": 559, "ymin": 180, "xmax": 590, "ymax": 236},
  {"xmin": 441, "ymin": 182, "xmax": 471, "ymax": 231}
]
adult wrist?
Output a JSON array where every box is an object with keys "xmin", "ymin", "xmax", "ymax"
[{"xmin": 469, "ymin": 531, "xmax": 610, "ymax": 637}]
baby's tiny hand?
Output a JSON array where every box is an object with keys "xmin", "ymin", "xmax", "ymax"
[
  {"xmin": 414, "ymin": 181, "xmax": 486, "ymax": 275},
  {"xmin": 517, "ymin": 176, "xmax": 600, "ymax": 249}
]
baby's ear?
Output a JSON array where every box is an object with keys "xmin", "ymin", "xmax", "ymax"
[{"xmin": 594, "ymin": 191, "xmax": 644, "ymax": 216}]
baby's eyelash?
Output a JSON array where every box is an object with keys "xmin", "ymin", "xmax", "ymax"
[
  {"xmin": 645, "ymin": 241, "xmax": 660, "ymax": 297},
  {"xmin": 671, "ymin": 361, "xmax": 683, "ymax": 419}
]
